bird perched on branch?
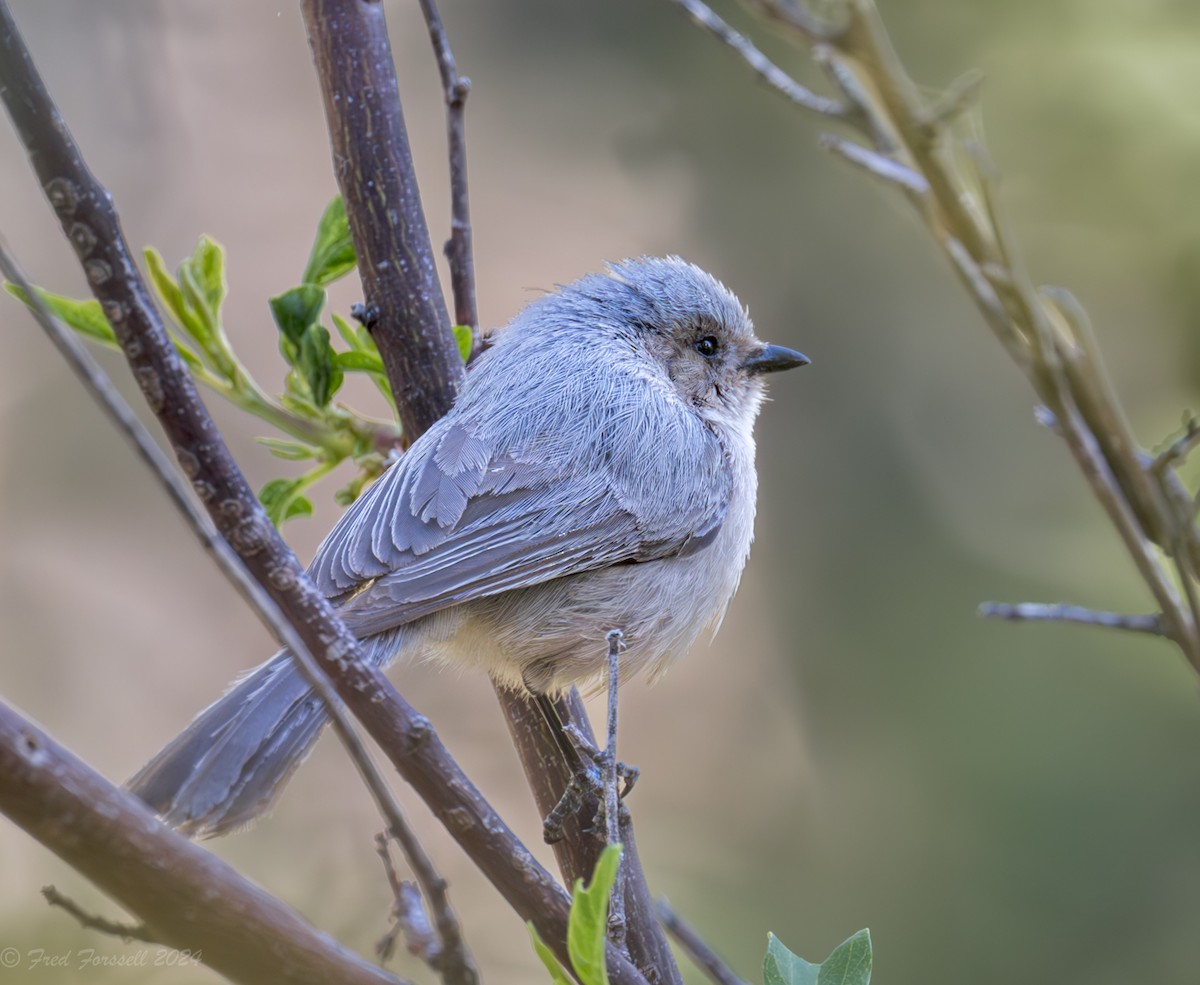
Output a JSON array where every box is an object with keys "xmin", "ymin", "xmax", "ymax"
[{"xmin": 129, "ymin": 255, "xmax": 809, "ymax": 837}]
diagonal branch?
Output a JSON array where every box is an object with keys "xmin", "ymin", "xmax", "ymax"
[
  {"xmin": 0, "ymin": 700, "xmax": 408, "ymax": 985},
  {"xmin": 657, "ymin": 900, "xmax": 750, "ymax": 985},
  {"xmin": 0, "ymin": 240, "xmax": 470, "ymax": 979}
]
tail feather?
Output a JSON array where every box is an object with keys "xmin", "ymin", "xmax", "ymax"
[{"xmin": 126, "ymin": 652, "xmax": 327, "ymax": 838}]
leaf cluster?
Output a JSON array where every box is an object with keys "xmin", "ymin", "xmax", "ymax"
[{"xmin": 5, "ymin": 196, "xmax": 460, "ymax": 526}]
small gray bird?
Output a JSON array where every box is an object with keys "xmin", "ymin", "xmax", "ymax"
[{"xmin": 128, "ymin": 256, "xmax": 808, "ymax": 837}]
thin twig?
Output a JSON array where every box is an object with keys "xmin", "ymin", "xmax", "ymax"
[
  {"xmin": 1152, "ymin": 418, "xmax": 1200, "ymax": 476},
  {"xmin": 656, "ymin": 900, "xmax": 750, "ymax": 985},
  {"xmin": 818, "ymin": 133, "xmax": 929, "ymax": 193},
  {"xmin": 668, "ymin": 0, "xmax": 847, "ymax": 119},
  {"xmin": 42, "ymin": 887, "xmax": 156, "ymax": 944},
  {"xmin": 918, "ymin": 69, "xmax": 984, "ymax": 129},
  {"xmin": 417, "ymin": 0, "xmax": 478, "ymax": 337},
  {"xmin": 603, "ymin": 629, "xmax": 627, "ymax": 951},
  {"xmin": 375, "ymin": 835, "xmax": 441, "ymax": 968},
  {"xmin": 375, "ymin": 823, "xmax": 478, "ymax": 985},
  {"xmin": 978, "ymin": 603, "xmax": 1165, "ymax": 637},
  {"xmin": 742, "ymin": 0, "xmax": 844, "ymax": 44}
]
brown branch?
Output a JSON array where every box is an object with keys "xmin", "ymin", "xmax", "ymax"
[
  {"xmin": 0, "ymin": 701, "xmax": 407, "ymax": 985},
  {"xmin": 656, "ymin": 900, "xmax": 750, "ymax": 985},
  {"xmin": 0, "ymin": 8, "xmax": 646, "ymax": 984},
  {"xmin": 301, "ymin": 0, "xmax": 462, "ymax": 436},
  {"xmin": 501, "ymin": 692, "xmax": 678, "ymax": 985},
  {"xmin": 417, "ymin": 0, "xmax": 478, "ymax": 336}
]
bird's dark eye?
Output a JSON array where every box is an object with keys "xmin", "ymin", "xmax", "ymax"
[{"xmin": 694, "ymin": 335, "xmax": 720, "ymax": 358}]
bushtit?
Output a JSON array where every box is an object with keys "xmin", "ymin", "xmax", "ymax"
[{"xmin": 128, "ymin": 256, "xmax": 808, "ymax": 837}]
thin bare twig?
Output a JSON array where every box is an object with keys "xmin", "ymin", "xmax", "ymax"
[
  {"xmin": 418, "ymin": 0, "xmax": 478, "ymax": 337},
  {"xmin": 656, "ymin": 900, "xmax": 750, "ymax": 985},
  {"xmin": 818, "ymin": 133, "xmax": 929, "ymax": 193},
  {"xmin": 1152, "ymin": 418, "xmax": 1200, "ymax": 476},
  {"xmin": 604, "ymin": 629, "xmax": 627, "ymax": 951},
  {"xmin": 375, "ymin": 835, "xmax": 442, "ymax": 968},
  {"xmin": 373, "ymin": 825, "xmax": 478, "ymax": 985},
  {"xmin": 42, "ymin": 887, "xmax": 156, "ymax": 944},
  {"xmin": 978, "ymin": 603, "xmax": 1165, "ymax": 637},
  {"xmin": 670, "ymin": 0, "xmax": 847, "ymax": 119}
]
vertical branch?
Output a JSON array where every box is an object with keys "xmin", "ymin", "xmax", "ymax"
[
  {"xmin": 418, "ymin": 0, "xmax": 478, "ymax": 333},
  {"xmin": 299, "ymin": 5, "xmax": 682, "ymax": 984},
  {"xmin": 301, "ymin": 0, "xmax": 464, "ymax": 436},
  {"xmin": 502, "ymin": 692, "xmax": 680, "ymax": 985}
]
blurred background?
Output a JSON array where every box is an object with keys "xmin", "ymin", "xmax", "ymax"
[{"xmin": 4, "ymin": 0, "xmax": 1200, "ymax": 982}]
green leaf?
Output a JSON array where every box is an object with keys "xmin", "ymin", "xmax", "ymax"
[
  {"xmin": 5, "ymin": 283, "xmax": 116, "ymax": 343},
  {"xmin": 298, "ymin": 323, "xmax": 343, "ymax": 407},
  {"xmin": 764, "ymin": 931, "xmax": 871, "ymax": 985},
  {"xmin": 333, "ymin": 350, "xmax": 386, "ymax": 373},
  {"xmin": 527, "ymin": 924, "xmax": 573, "ymax": 985},
  {"xmin": 451, "ymin": 323, "xmax": 473, "ymax": 363},
  {"xmin": 173, "ymin": 340, "xmax": 204, "ymax": 371},
  {"xmin": 259, "ymin": 476, "xmax": 314, "ymax": 527},
  {"xmin": 567, "ymin": 844, "xmax": 622, "ymax": 985},
  {"xmin": 181, "ymin": 235, "xmax": 226, "ymax": 316},
  {"xmin": 333, "ymin": 310, "xmax": 382, "ymax": 355},
  {"xmin": 818, "ymin": 930, "xmax": 871, "ymax": 985},
  {"xmin": 333, "ymin": 311, "xmax": 363, "ymax": 350},
  {"xmin": 256, "ymin": 436, "xmax": 319, "ymax": 461},
  {"xmin": 269, "ymin": 284, "xmax": 326, "ymax": 362},
  {"xmin": 144, "ymin": 247, "xmax": 196, "ymax": 336},
  {"xmin": 283, "ymin": 494, "xmax": 313, "ymax": 522},
  {"xmin": 302, "ymin": 196, "xmax": 357, "ymax": 287}
]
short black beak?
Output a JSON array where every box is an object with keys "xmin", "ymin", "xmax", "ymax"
[{"xmin": 743, "ymin": 344, "xmax": 811, "ymax": 375}]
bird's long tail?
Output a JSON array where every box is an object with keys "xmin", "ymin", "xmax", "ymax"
[{"xmin": 127, "ymin": 630, "xmax": 398, "ymax": 838}]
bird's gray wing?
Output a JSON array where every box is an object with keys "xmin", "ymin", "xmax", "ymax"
[{"xmin": 308, "ymin": 414, "xmax": 730, "ymax": 637}]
